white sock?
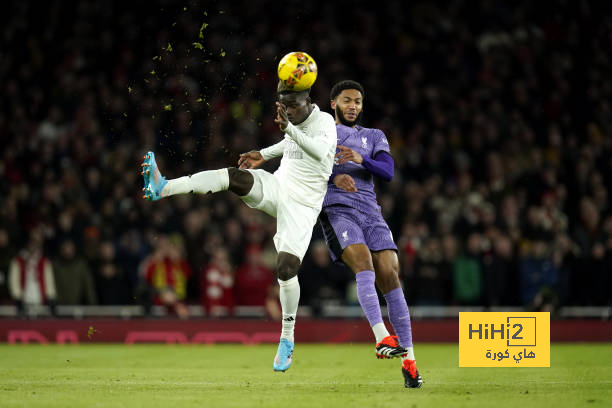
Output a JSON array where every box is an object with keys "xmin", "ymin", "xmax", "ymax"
[
  {"xmin": 278, "ymin": 275, "xmax": 300, "ymax": 343},
  {"xmin": 402, "ymin": 347, "xmax": 415, "ymax": 361},
  {"xmin": 372, "ymin": 322, "xmax": 391, "ymax": 343},
  {"xmin": 162, "ymin": 169, "xmax": 229, "ymax": 197}
]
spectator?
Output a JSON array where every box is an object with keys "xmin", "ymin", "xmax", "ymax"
[
  {"xmin": 483, "ymin": 235, "xmax": 518, "ymax": 307},
  {"xmin": 8, "ymin": 228, "xmax": 56, "ymax": 313},
  {"xmin": 234, "ymin": 245, "xmax": 280, "ymax": 319},
  {"xmin": 53, "ymin": 239, "xmax": 97, "ymax": 305},
  {"xmin": 141, "ymin": 235, "xmax": 191, "ymax": 318},
  {"xmin": 452, "ymin": 232, "xmax": 484, "ymax": 305},
  {"xmin": 95, "ymin": 241, "xmax": 131, "ymax": 305},
  {"xmin": 300, "ymin": 240, "xmax": 353, "ymax": 313},
  {"xmin": 519, "ymin": 240, "xmax": 559, "ymax": 311},
  {"xmin": 201, "ymin": 247, "xmax": 234, "ymax": 317},
  {"xmin": 603, "ymin": 216, "xmax": 612, "ymax": 306},
  {"xmin": 571, "ymin": 198, "xmax": 607, "ymax": 305},
  {"xmin": 115, "ymin": 229, "xmax": 148, "ymax": 298},
  {"xmin": 413, "ymin": 238, "xmax": 451, "ymax": 305},
  {"xmin": 0, "ymin": 228, "xmax": 15, "ymax": 304}
]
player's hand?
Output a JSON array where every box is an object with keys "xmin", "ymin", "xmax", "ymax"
[
  {"xmin": 275, "ymin": 102, "xmax": 289, "ymax": 131},
  {"xmin": 238, "ymin": 150, "xmax": 265, "ymax": 169},
  {"xmin": 333, "ymin": 174, "xmax": 357, "ymax": 192},
  {"xmin": 335, "ymin": 145, "xmax": 363, "ymax": 164}
]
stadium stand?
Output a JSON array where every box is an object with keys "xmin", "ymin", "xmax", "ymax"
[{"xmin": 1, "ymin": 0, "xmax": 610, "ymax": 320}]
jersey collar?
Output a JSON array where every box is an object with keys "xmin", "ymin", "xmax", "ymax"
[
  {"xmin": 296, "ymin": 104, "xmax": 319, "ymax": 128},
  {"xmin": 337, "ymin": 124, "xmax": 363, "ymax": 131}
]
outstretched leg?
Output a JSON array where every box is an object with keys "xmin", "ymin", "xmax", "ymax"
[{"xmin": 142, "ymin": 151, "xmax": 255, "ymax": 200}]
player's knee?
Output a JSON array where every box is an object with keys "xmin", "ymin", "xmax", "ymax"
[
  {"xmin": 351, "ymin": 260, "xmax": 374, "ymax": 274},
  {"xmin": 276, "ymin": 252, "xmax": 300, "ymax": 281},
  {"xmin": 341, "ymin": 245, "xmax": 374, "ymax": 273},
  {"xmin": 377, "ymin": 265, "xmax": 401, "ymax": 293},
  {"xmin": 277, "ymin": 265, "xmax": 298, "ymax": 281},
  {"xmin": 227, "ymin": 167, "xmax": 254, "ymax": 196}
]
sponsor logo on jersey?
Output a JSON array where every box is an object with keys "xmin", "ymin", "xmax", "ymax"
[{"xmin": 286, "ymin": 141, "xmax": 303, "ymax": 159}]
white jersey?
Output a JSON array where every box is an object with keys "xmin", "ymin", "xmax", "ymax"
[{"xmin": 260, "ymin": 104, "xmax": 337, "ymax": 209}]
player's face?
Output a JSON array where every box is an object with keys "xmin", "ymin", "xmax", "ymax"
[
  {"xmin": 332, "ymin": 89, "xmax": 363, "ymax": 127},
  {"xmin": 279, "ymin": 93, "xmax": 311, "ymax": 124}
]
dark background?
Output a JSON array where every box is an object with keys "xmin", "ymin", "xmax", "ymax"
[{"xmin": 1, "ymin": 0, "xmax": 611, "ymax": 313}]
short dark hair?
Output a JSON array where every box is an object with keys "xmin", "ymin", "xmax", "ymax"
[
  {"xmin": 330, "ymin": 80, "xmax": 365, "ymax": 100},
  {"xmin": 278, "ymin": 89, "xmax": 310, "ymax": 97},
  {"xmin": 277, "ymin": 80, "xmax": 311, "ymax": 96}
]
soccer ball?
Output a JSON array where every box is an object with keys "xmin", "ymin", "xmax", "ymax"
[{"xmin": 277, "ymin": 51, "xmax": 318, "ymax": 91}]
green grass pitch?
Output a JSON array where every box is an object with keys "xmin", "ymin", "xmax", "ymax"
[{"xmin": 1, "ymin": 343, "xmax": 610, "ymax": 407}]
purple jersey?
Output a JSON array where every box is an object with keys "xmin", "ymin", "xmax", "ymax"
[{"xmin": 322, "ymin": 124, "xmax": 391, "ymax": 213}]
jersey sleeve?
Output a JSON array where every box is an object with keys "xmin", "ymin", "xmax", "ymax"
[
  {"xmin": 362, "ymin": 151, "xmax": 394, "ymax": 181},
  {"xmin": 260, "ymin": 138, "xmax": 287, "ymax": 161},
  {"xmin": 372, "ymin": 129, "xmax": 391, "ymax": 157},
  {"xmin": 284, "ymin": 112, "xmax": 336, "ymax": 161}
]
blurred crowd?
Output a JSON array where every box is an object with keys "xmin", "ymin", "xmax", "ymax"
[{"xmin": 0, "ymin": 0, "xmax": 610, "ymax": 317}]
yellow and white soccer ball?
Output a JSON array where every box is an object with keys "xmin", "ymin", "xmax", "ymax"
[{"xmin": 277, "ymin": 51, "xmax": 318, "ymax": 91}]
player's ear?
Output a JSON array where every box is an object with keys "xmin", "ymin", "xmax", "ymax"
[{"xmin": 330, "ymin": 100, "xmax": 336, "ymax": 109}]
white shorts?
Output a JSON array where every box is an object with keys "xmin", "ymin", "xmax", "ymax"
[{"xmin": 240, "ymin": 169, "xmax": 320, "ymax": 262}]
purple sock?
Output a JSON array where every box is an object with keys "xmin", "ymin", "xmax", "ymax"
[
  {"xmin": 355, "ymin": 270, "xmax": 383, "ymax": 327},
  {"xmin": 384, "ymin": 287, "xmax": 413, "ymax": 348}
]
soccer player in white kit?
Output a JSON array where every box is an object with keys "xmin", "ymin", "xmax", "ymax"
[{"xmin": 141, "ymin": 81, "xmax": 337, "ymax": 372}]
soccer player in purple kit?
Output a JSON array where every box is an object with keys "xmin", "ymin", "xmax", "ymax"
[{"xmin": 319, "ymin": 80, "xmax": 423, "ymax": 388}]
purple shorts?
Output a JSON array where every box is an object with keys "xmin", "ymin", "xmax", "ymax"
[{"xmin": 318, "ymin": 205, "xmax": 398, "ymax": 262}]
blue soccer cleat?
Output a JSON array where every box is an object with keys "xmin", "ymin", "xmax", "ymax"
[
  {"xmin": 141, "ymin": 151, "xmax": 167, "ymax": 201},
  {"xmin": 273, "ymin": 338, "xmax": 294, "ymax": 372}
]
